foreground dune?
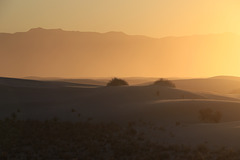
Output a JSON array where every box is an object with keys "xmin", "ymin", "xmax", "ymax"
[
  {"xmin": 2, "ymin": 77, "xmax": 240, "ymax": 152},
  {"xmin": 1, "ymin": 78, "xmax": 240, "ymax": 122}
]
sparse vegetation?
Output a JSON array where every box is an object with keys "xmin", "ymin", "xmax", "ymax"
[
  {"xmin": 87, "ymin": 117, "xmax": 93, "ymax": 121},
  {"xmin": 175, "ymin": 121, "xmax": 181, "ymax": 126},
  {"xmin": 106, "ymin": 77, "xmax": 129, "ymax": 86},
  {"xmin": 11, "ymin": 112, "xmax": 17, "ymax": 119},
  {"xmin": 152, "ymin": 78, "xmax": 176, "ymax": 88},
  {"xmin": 0, "ymin": 116, "xmax": 240, "ymax": 159},
  {"xmin": 199, "ymin": 108, "xmax": 222, "ymax": 123}
]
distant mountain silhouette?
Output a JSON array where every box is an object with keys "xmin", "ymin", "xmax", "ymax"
[
  {"xmin": 209, "ymin": 76, "xmax": 240, "ymax": 81},
  {"xmin": 0, "ymin": 28, "xmax": 239, "ymax": 77}
]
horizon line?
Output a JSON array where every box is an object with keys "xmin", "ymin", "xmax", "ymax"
[{"xmin": 0, "ymin": 27, "xmax": 238, "ymax": 39}]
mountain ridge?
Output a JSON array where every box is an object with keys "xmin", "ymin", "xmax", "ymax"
[
  {"xmin": 1, "ymin": 27, "xmax": 238, "ymax": 39},
  {"xmin": 1, "ymin": 28, "xmax": 240, "ymax": 78}
]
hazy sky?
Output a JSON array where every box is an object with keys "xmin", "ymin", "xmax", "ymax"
[{"xmin": 1, "ymin": 0, "xmax": 240, "ymax": 37}]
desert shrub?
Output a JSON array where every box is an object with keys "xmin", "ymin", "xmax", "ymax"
[
  {"xmin": 106, "ymin": 78, "xmax": 129, "ymax": 86},
  {"xmin": 175, "ymin": 121, "xmax": 181, "ymax": 126},
  {"xmin": 11, "ymin": 112, "xmax": 17, "ymax": 119},
  {"xmin": 1, "ymin": 119, "xmax": 240, "ymax": 159},
  {"xmin": 199, "ymin": 108, "xmax": 222, "ymax": 123},
  {"xmin": 152, "ymin": 78, "xmax": 176, "ymax": 88}
]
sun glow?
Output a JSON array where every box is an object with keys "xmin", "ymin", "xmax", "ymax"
[{"xmin": 0, "ymin": 0, "xmax": 240, "ymax": 77}]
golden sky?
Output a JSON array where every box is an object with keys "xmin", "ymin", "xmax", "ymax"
[
  {"xmin": 1, "ymin": 0, "xmax": 240, "ymax": 78},
  {"xmin": 1, "ymin": 0, "xmax": 240, "ymax": 37}
]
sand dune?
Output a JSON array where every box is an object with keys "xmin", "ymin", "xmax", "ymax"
[
  {"xmin": 0, "ymin": 77, "xmax": 99, "ymax": 88},
  {"xmin": 2, "ymin": 77, "xmax": 240, "ymax": 150},
  {"xmin": 108, "ymin": 76, "xmax": 240, "ymax": 94},
  {"xmin": 30, "ymin": 75, "xmax": 240, "ymax": 94},
  {"xmin": 173, "ymin": 78, "xmax": 240, "ymax": 94},
  {"xmin": 1, "ymin": 77, "xmax": 240, "ymax": 122}
]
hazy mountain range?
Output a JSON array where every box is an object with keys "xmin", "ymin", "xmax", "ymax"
[{"xmin": 0, "ymin": 28, "xmax": 239, "ymax": 78}]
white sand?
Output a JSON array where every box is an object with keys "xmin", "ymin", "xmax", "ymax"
[{"xmin": 2, "ymin": 78, "xmax": 240, "ymax": 148}]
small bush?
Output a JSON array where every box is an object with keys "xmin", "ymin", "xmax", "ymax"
[
  {"xmin": 152, "ymin": 78, "xmax": 176, "ymax": 88},
  {"xmin": 11, "ymin": 112, "xmax": 17, "ymax": 119},
  {"xmin": 175, "ymin": 121, "xmax": 181, "ymax": 126},
  {"xmin": 107, "ymin": 78, "xmax": 129, "ymax": 86},
  {"xmin": 199, "ymin": 108, "xmax": 222, "ymax": 123}
]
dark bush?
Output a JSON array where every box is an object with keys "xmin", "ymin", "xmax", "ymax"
[
  {"xmin": 199, "ymin": 108, "xmax": 222, "ymax": 123},
  {"xmin": 107, "ymin": 78, "xmax": 129, "ymax": 86},
  {"xmin": 152, "ymin": 78, "xmax": 176, "ymax": 88}
]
